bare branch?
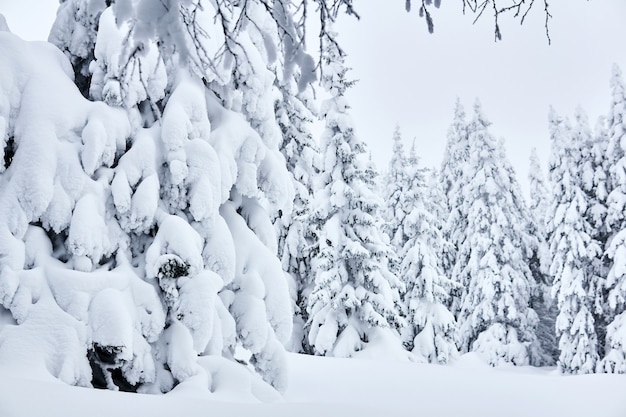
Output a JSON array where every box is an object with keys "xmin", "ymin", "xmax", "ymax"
[{"xmin": 458, "ymin": 0, "xmax": 552, "ymax": 43}]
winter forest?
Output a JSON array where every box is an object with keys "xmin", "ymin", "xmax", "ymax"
[{"xmin": 1, "ymin": 1, "xmax": 626, "ymax": 416}]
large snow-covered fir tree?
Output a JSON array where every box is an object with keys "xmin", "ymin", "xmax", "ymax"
[
  {"xmin": 305, "ymin": 29, "xmax": 404, "ymax": 357},
  {"xmin": 601, "ymin": 64, "xmax": 626, "ymax": 373},
  {"xmin": 454, "ymin": 102, "xmax": 541, "ymax": 366},
  {"xmin": 0, "ymin": 0, "xmax": 341, "ymax": 394},
  {"xmin": 546, "ymin": 108, "xmax": 603, "ymax": 374}
]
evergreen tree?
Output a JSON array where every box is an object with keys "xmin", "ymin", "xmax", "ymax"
[
  {"xmin": 273, "ymin": 70, "xmax": 321, "ymax": 352},
  {"xmin": 529, "ymin": 148, "xmax": 550, "ymax": 225},
  {"xmin": 0, "ymin": 0, "xmax": 328, "ymax": 393},
  {"xmin": 455, "ymin": 102, "xmax": 540, "ymax": 366},
  {"xmin": 305, "ymin": 29, "xmax": 404, "ymax": 357},
  {"xmin": 528, "ymin": 148, "xmax": 558, "ymax": 364},
  {"xmin": 439, "ymin": 99, "xmax": 470, "ymax": 314},
  {"xmin": 601, "ymin": 64, "xmax": 626, "ymax": 373},
  {"xmin": 399, "ymin": 153, "xmax": 458, "ymax": 364},
  {"xmin": 546, "ymin": 108, "xmax": 601, "ymax": 374},
  {"xmin": 383, "ymin": 125, "xmax": 410, "ymax": 255},
  {"xmin": 580, "ymin": 108, "xmax": 610, "ymax": 359},
  {"xmin": 424, "ymin": 166, "xmax": 455, "ymax": 287}
]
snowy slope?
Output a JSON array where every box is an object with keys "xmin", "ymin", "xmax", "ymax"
[{"xmin": 1, "ymin": 352, "xmax": 625, "ymax": 417}]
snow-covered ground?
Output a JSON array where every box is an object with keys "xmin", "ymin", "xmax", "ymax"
[{"xmin": 2, "ymin": 352, "xmax": 625, "ymax": 417}]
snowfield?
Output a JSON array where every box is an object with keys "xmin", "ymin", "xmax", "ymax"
[{"xmin": 2, "ymin": 352, "xmax": 625, "ymax": 417}]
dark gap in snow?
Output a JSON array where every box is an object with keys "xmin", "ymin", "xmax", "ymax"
[
  {"xmin": 74, "ymin": 61, "xmax": 93, "ymax": 100},
  {"xmin": 138, "ymin": 100, "xmax": 157, "ymax": 128},
  {"xmin": 88, "ymin": 348, "xmax": 138, "ymax": 393},
  {"xmin": 3, "ymin": 136, "xmax": 15, "ymax": 170},
  {"xmin": 38, "ymin": 223, "xmax": 69, "ymax": 262},
  {"xmin": 97, "ymin": 252, "xmax": 117, "ymax": 270},
  {"xmin": 93, "ymin": 343, "xmax": 122, "ymax": 365}
]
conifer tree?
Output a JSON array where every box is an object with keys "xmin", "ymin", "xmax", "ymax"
[
  {"xmin": 528, "ymin": 148, "xmax": 558, "ymax": 364},
  {"xmin": 529, "ymin": 148, "xmax": 550, "ymax": 226},
  {"xmin": 305, "ymin": 29, "xmax": 404, "ymax": 357},
  {"xmin": 399, "ymin": 151, "xmax": 457, "ymax": 364},
  {"xmin": 439, "ymin": 100, "xmax": 470, "ymax": 314},
  {"xmin": 580, "ymin": 108, "xmax": 610, "ymax": 359},
  {"xmin": 383, "ymin": 125, "xmax": 410, "ymax": 255},
  {"xmin": 273, "ymin": 70, "xmax": 321, "ymax": 352},
  {"xmin": 1, "ymin": 0, "xmax": 325, "ymax": 393},
  {"xmin": 455, "ymin": 102, "xmax": 540, "ymax": 366},
  {"xmin": 547, "ymin": 108, "xmax": 602, "ymax": 374},
  {"xmin": 601, "ymin": 64, "xmax": 626, "ymax": 373}
]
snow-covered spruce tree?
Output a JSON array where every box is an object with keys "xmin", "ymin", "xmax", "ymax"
[
  {"xmin": 382, "ymin": 125, "xmax": 410, "ymax": 258},
  {"xmin": 579, "ymin": 107, "xmax": 610, "ymax": 359},
  {"xmin": 305, "ymin": 29, "xmax": 404, "ymax": 357},
  {"xmin": 0, "ymin": 0, "xmax": 339, "ymax": 394},
  {"xmin": 0, "ymin": 26, "xmax": 138, "ymax": 389},
  {"xmin": 439, "ymin": 99, "xmax": 470, "ymax": 314},
  {"xmin": 424, "ymin": 163, "xmax": 455, "ymax": 287},
  {"xmin": 529, "ymin": 148, "xmax": 550, "ymax": 228},
  {"xmin": 600, "ymin": 64, "xmax": 626, "ymax": 373},
  {"xmin": 546, "ymin": 108, "xmax": 602, "ymax": 374},
  {"xmin": 455, "ymin": 101, "xmax": 541, "ymax": 366},
  {"xmin": 273, "ymin": 67, "xmax": 321, "ymax": 352},
  {"xmin": 399, "ymin": 150, "xmax": 458, "ymax": 364},
  {"xmin": 527, "ymin": 148, "xmax": 558, "ymax": 364}
]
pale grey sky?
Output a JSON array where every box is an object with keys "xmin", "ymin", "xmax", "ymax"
[{"xmin": 2, "ymin": 1, "xmax": 626, "ymax": 195}]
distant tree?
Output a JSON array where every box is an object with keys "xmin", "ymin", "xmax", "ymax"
[
  {"xmin": 528, "ymin": 148, "xmax": 558, "ymax": 364},
  {"xmin": 383, "ymin": 125, "xmax": 410, "ymax": 258},
  {"xmin": 546, "ymin": 108, "xmax": 602, "ymax": 374},
  {"xmin": 440, "ymin": 99, "xmax": 470, "ymax": 315},
  {"xmin": 601, "ymin": 65, "xmax": 626, "ymax": 373},
  {"xmin": 305, "ymin": 28, "xmax": 404, "ymax": 357},
  {"xmin": 455, "ymin": 102, "xmax": 540, "ymax": 366},
  {"xmin": 580, "ymin": 108, "xmax": 610, "ymax": 360},
  {"xmin": 529, "ymin": 148, "xmax": 550, "ymax": 226},
  {"xmin": 424, "ymin": 166, "xmax": 455, "ymax": 285},
  {"xmin": 399, "ymin": 150, "xmax": 458, "ymax": 364}
]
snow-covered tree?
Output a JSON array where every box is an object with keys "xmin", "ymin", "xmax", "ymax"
[
  {"xmin": 546, "ymin": 108, "xmax": 602, "ymax": 374},
  {"xmin": 382, "ymin": 125, "xmax": 410, "ymax": 255},
  {"xmin": 0, "ymin": 0, "xmax": 331, "ymax": 394},
  {"xmin": 399, "ymin": 151, "xmax": 457, "ymax": 364},
  {"xmin": 305, "ymin": 29, "xmax": 404, "ymax": 357},
  {"xmin": 527, "ymin": 148, "xmax": 558, "ymax": 364},
  {"xmin": 454, "ymin": 102, "xmax": 540, "ymax": 366},
  {"xmin": 439, "ymin": 99, "xmax": 470, "ymax": 313},
  {"xmin": 0, "ymin": 27, "xmax": 140, "ymax": 390},
  {"xmin": 600, "ymin": 64, "xmax": 626, "ymax": 373},
  {"xmin": 440, "ymin": 99, "xmax": 470, "ymax": 217},
  {"xmin": 581, "ymin": 109, "xmax": 610, "ymax": 360},
  {"xmin": 529, "ymin": 148, "xmax": 550, "ymax": 225},
  {"xmin": 273, "ymin": 69, "xmax": 321, "ymax": 352}
]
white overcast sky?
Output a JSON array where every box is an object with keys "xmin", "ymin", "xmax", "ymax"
[{"xmin": 2, "ymin": 1, "xmax": 626, "ymax": 195}]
